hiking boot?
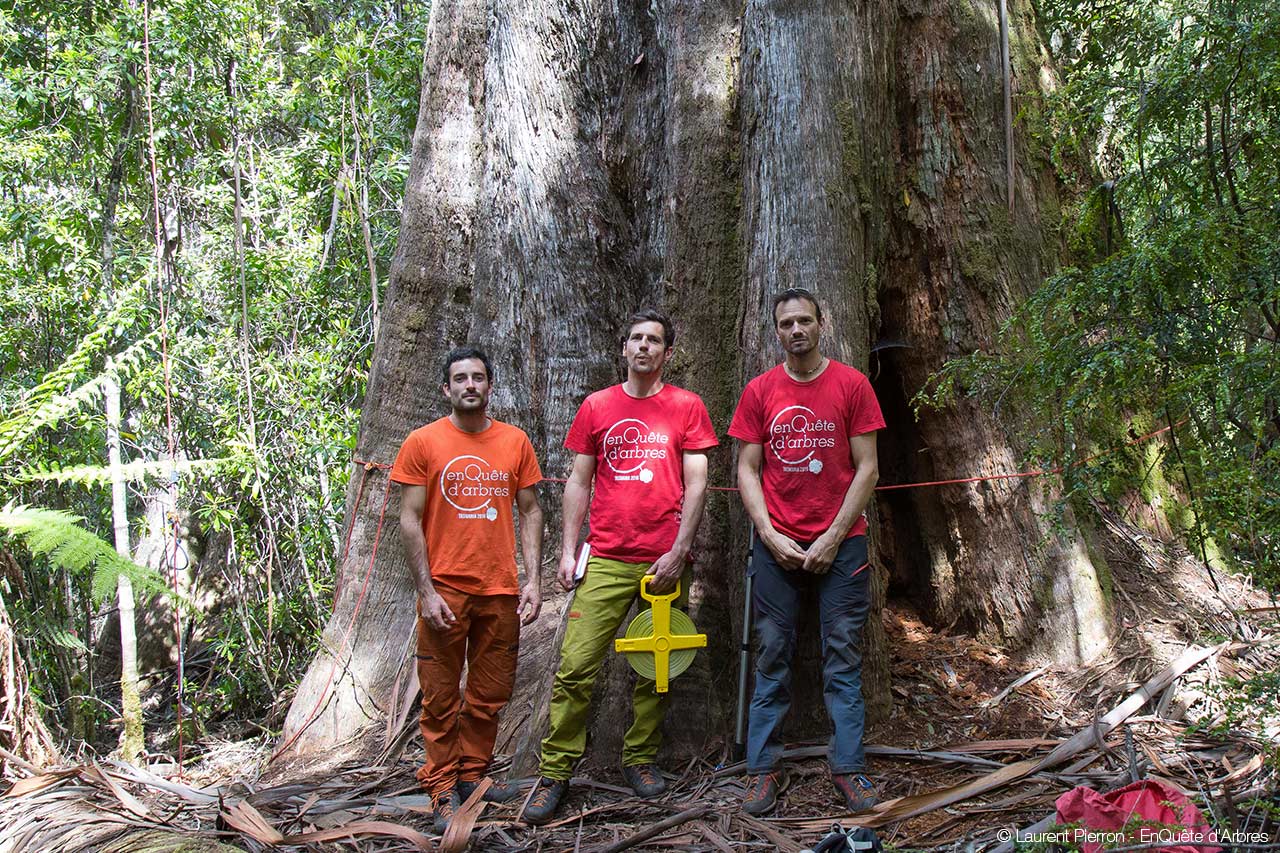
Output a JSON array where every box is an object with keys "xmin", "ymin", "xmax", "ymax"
[
  {"xmin": 832, "ymin": 772, "xmax": 878, "ymax": 812},
  {"xmin": 521, "ymin": 777, "xmax": 568, "ymax": 825},
  {"xmin": 457, "ymin": 777, "xmax": 524, "ymax": 804},
  {"xmin": 622, "ymin": 764, "xmax": 667, "ymax": 798},
  {"xmin": 431, "ymin": 788, "xmax": 461, "ymax": 835},
  {"xmin": 741, "ymin": 769, "xmax": 787, "ymax": 816}
]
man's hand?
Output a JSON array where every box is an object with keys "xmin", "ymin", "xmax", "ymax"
[
  {"xmin": 419, "ymin": 588, "xmax": 456, "ymax": 631},
  {"xmin": 557, "ymin": 551, "xmax": 579, "ymax": 591},
  {"xmin": 646, "ymin": 548, "xmax": 687, "ymax": 594},
  {"xmin": 518, "ymin": 581, "xmax": 542, "ymax": 625},
  {"xmin": 763, "ymin": 528, "xmax": 807, "ymax": 570},
  {"xmin": 802, "ymin": 532, "xmax": 841, "ymax": 574}
]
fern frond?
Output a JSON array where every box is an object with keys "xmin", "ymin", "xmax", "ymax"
[
  {"xmin": 0, "ymin": 332, "xmax": 159, "ymax": 463},
  {"xmin": 0, "ymin": 504, "xmax": 170, "ymax": 604},
  {"xmin": 16, "ymin": 456, "xmax": 249, "ymax": 487},
  {"xmin": 8, "ymin": 280, "xmax": 142, "ymax": 409},
  {"xmin": 0, "ymin": 374, "xmax": 111, "ymax": 462},
  {"xmin": 38, "ymin": 624, "xmax": 89, "ymax": 653}
]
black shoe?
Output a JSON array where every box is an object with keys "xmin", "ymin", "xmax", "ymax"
[
  {"xmin": 622, "ymin": 764, "xmax": 667, "ymax": 798},
  {"xmin": 521, "ymin": 777, "xmax": 568, "ymax": 825},
  {"xmin": 458, "ymin": 777, "xmax": 524, "ymax": 804},
  {"xmin": 431, "ymin": 788, "xmax": 461, "ymax": 835}
]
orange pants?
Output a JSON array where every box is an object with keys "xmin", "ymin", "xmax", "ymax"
[{"xmin": 414, "ymin": 586, "xmax": 520, "ymax": 795}]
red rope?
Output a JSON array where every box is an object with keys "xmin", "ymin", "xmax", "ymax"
[
  {"xmin": 138, "ymin": 0, "xmax": 190, "ymax": 774},
  {"xmin": 371, "ymin": 421, "xmax": 1180, "ymax": 495},
  {"xmin": 271, "ymin": 463, "xmax": 393, "ymax": 762},
  {"xmin": 331, "ymin": 463, "xmax": 379, "ymax": 606},
  {"xmin": 277, "ymin": 419, "xmax": 1179, "ymax": 766}
]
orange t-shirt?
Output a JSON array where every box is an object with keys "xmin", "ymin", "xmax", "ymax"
[{"xmin": 391, "ymin": 417, "xmax": 543, "ymax": 596}]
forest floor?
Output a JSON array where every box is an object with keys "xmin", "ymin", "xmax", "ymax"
[{"xmin": 2, "ymin": 509, "xmax": 1278, "ymax": 852}]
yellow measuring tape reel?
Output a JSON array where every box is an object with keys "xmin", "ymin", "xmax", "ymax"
[{"xmin": 614, "ymin": 575, "xmax": 707, "ymax": 693}]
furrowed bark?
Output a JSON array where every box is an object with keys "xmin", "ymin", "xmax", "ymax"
[{"xmin": 283, "ymin": 0, "xmax": 1112, "ymax": 765}]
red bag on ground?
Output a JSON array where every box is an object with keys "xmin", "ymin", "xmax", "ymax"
[{"xmin": 1054, "ymin": 779, "xmax": 1220, "ymax": 853}]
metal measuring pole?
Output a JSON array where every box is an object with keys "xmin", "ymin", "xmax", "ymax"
[{"xmin": 732, "ymin": 525, "xmax": 756, "ymax": 762}]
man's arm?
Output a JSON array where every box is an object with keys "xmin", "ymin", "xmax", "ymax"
[
  {"xmin": 399, "ymin": 484, "xmax": 456, "ymax": 629},
  {"xmin": 557, "ymin": 452, "xmax": 596, "ymax": 590},
  {"xmin": 736, "ymin": 440, "xmax": 806, "ymax": 570},
  {"xmin": 515, "ymin": 485, "xmax": 544, "ymax": 624},
  {"xmin": 647, "ymin": 450, "xmax": 710, "ymax": 593},
  {"xmin": 801, "ymin": 431, "xmax": 879, "ymax": 573}
]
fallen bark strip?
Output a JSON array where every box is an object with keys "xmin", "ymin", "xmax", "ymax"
[
  {"xmin": 84, "ymin": 763, "xmax": 150, "ymax": 818},
  {"xmin": 717, "ymin": 742, "xmax": 1104, "ymax": 788},
  {"xmin": 0, "ymin": 746, "xmax": 42, "ymax": 776},
  {"xmin": 859, "ymin": 642, "xmax": 1230, "ymax": 828},
  {"xmin": 284, "ymin": 820, "xmax": 434, "ymax": 850},
  {"xmin": 713, "ymin": 745, "xmax": 825, "ymax": 777},
  {"xmin": 439, "ymin": 777, "xmax": 490, "ymax": 853},
  {"xmin": 737, "ymin": 814, "xmax": 804, "ymax": 853},
  {"xmin": 104, "ymin": 761, "xmax": 220, "ymax": 804},
  {"xmin": 948, "ymin": 738, "xmax": 1062, "ymax": 753},
  {"xmin": 585, "ymin": 804, "xmax": 711, "ymax": 853},
  {"xmin": 537, "ymin": 799, "xmax": 665, "ymax": 830},
  {"xmin": 4, "ymin": 767, "xmax": 79, "ymax": 797},
  {"xmin": 871, "ymin": 744, "xmax": 1104, "ymax": 786},
  {"xmin": 982, "ymin": 664, "xmax": 1051, "ymax": 708},
  {"xmin": 1033, "ymin": 644, "xmax": 1232, "ymax": 772},
  {"xmin": 96, "ymin": 828, "xmax": 246, "ymax": 852},
  {"xmin": 693, "ymin": 820, "xmax": 736, "ymax": 853},
  {"xmin": 221, "ymin": 798, "xmax": 434, "ymax": 850}
]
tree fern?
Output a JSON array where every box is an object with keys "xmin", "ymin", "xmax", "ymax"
[
  {"xmin": 0, "ymin": 332, "xmax": 158, "ymax": 463},
  {"xmin": 0, "ymin": 505, "xmax": 171, "ymax": 604},
  {"xmin": 5, "ymin": 280, "xmax": 141, "ymax": 409},
  {"xmin": 16, "ymin": 455, "xmax": 247, "ymax": 488}
]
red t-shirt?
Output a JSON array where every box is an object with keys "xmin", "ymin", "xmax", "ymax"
[
  {"xmin": 728, "ymin": 361, "xmax": 885, "ymax": 541},
  {"xmin": 391, "ymin": 417, "xmax": 543, "ymax": 596},
  {"xmin": 565, "ymin": 384, "xmax": 719, "ymax": 562}
]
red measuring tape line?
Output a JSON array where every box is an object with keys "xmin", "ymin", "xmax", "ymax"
[
  {"xmin": 271, "ymin": 462, "xmax": 394, "ymax": 761},
  {"xmin": 347, "ymin": 420, "xmax": 1181, "ymax": 493},
  {"xmin": 271, "ymin": 420, "xmax": 1182, "ymax": 759}
]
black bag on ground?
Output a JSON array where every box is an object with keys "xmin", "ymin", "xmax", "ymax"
[{"xmin": 802, "ymin": 824, "xmax": 884, "ymax": 853}]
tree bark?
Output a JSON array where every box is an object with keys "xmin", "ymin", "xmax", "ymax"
[
  {"xmin": 873, "ymin": 0, "xmax": 1112, "ymax": 661},
  {"xmin": 0, "ymin": 587, "xmax": 60, "ymax": 771},
  {"xmin": 282, "ymin": 0, "xmax": 1111, "ymax": 765}
]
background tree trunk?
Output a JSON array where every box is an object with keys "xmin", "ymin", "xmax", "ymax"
[
  {"xmin": 105, "ymin": 370, "xmax": 144, "ymax": 763},
  {"xmin": 281, "ymin": 0, "xmax": 1111, "ymax": 766},
  {"xmin": 0, "ymin": 588, "xmax": 61, "ymax": 771}
]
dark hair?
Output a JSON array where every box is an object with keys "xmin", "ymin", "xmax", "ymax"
[
  {"xmin": 440, "ymin": 345, "xmax": 495, "ymax": 384},
  {"xmin": 771, "ymin": 288, "xmax": 824, "ymax": 324},
  {"xmin": 621, "ymin": 309, "xmax": 675, "ymax": 348}
]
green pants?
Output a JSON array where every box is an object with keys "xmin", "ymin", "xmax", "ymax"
[{"xmin": 539, "ymin": 556, "xmax": 690, "ymax": 780}]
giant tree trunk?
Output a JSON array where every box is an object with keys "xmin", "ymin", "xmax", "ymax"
[{"xmin": 281, "ymin": 0, "xmax": 1111, "ymax": 764}]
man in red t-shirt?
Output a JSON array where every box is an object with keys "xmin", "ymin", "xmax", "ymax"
[
  {"xmin": 521, "ymin": 310, "xmax": 719, "ymax": 825},
  {"xmin": 392, "ymin": 346, "xmax": 544, "ymax": 835},
  {"xmin": 728, "ymin": 288, "xmax": 886, "ymax": 817}
]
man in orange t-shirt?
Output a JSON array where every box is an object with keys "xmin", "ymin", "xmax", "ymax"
[{"xmin": 391, "ymin": 345, "xmax": 544, "ymax": 835}]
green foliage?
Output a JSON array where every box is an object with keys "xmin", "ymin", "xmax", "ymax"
[
  {"xmin": 1197, "ymin": 667, "xmax": 1280, "ymax": 754},
  {"xmin": 16, "ymin": 456, "xmax": 245, "ymax": 488},
  {"xmin": 0, "ymin": 505, "xmax": 167, "ymax": 603},
  {"xmin": 1, "ymin": 0, "xmax": 429, "ymax": 745},
  {"xmin": 926, "ymin": 0, "xmax": 1280, "ymax": 584},
  {"xmin": 0, "ymin": 324, "xmax": 157, "ymax": 462}
]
